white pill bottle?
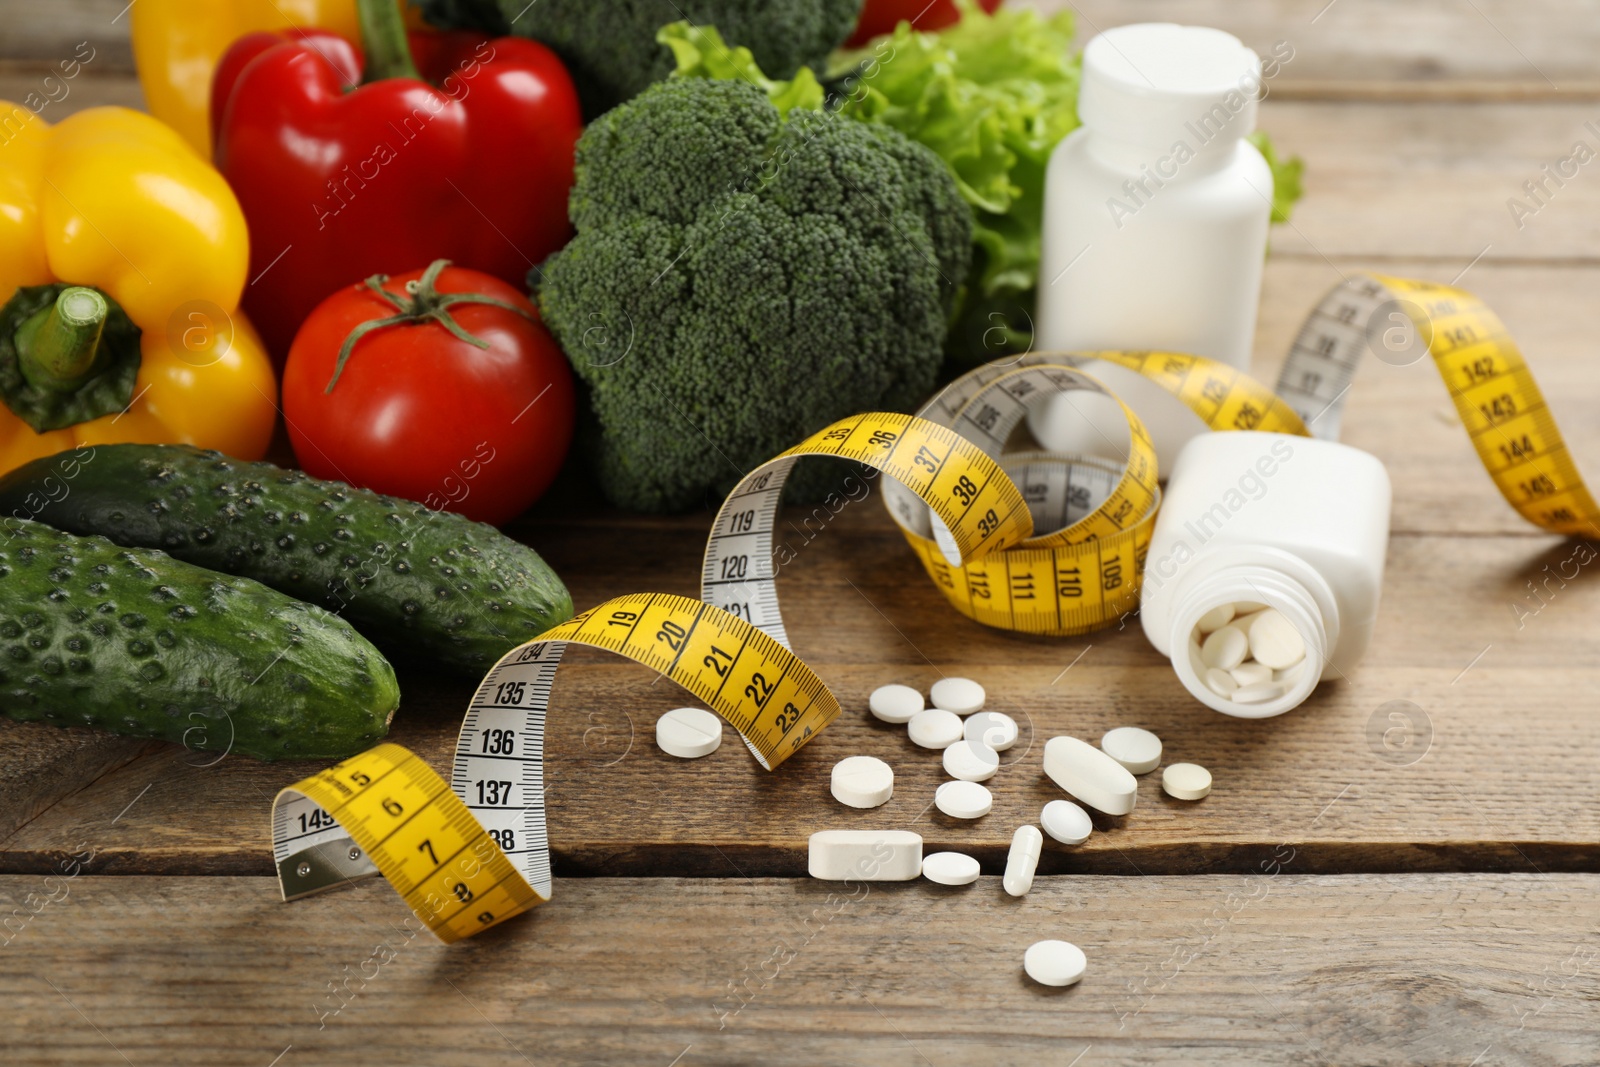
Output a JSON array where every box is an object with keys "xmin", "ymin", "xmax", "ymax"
[
  {"xmin": 1032, "ymin": 23, "xmax": 1276, "ymax": 472},
  {"xmin": 1139, "ymin": 432, "xmax": 1392, "ymax": 718}
]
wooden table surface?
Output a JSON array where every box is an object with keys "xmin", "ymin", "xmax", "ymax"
[{"xmin": 5, "ymin": 2, "xmax": 1600, "ymax": 1064}]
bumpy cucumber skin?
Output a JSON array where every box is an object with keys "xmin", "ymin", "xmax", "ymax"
[
  {"xmin": 0, "ymin": 445, "xmax": 574, "ymax": 676},
  {"xmin": 0, "ymin": 520, "xmax": 398, "ymax": 761}
]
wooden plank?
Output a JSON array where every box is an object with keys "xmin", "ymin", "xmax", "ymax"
[
  {"xmin": 0, "ymin": 727, "xmax": 148, "ymax": 841},
  {"xmin": 1, "ymin": 873, "xmax": 1596, "ymax": 1064},
  {"xmin": 6, "ymin": 0, "xmax": 1600, "ymax": 97},
  {"xmin": 4, "ymin": 500, "xmax": 1596, "ymax": 877}
]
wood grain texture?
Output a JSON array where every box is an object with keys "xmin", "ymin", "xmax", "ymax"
[
  {"xmin": 4, "ymin": 509, "xmax": 1595, "ymax": 876},
  {"xmin": 2, "ymin": 874, "xmax": 1597, "ymax": 1066}
]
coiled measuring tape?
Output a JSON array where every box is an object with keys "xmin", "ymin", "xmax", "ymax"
[{"xmin": 273, "ymin": 271, "xmax": 1595, "ymax": 941}]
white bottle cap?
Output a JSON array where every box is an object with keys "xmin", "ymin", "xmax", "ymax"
[{"xmin": 1079, "ymin": 23, "xmax": 1262, "ymax": 149}]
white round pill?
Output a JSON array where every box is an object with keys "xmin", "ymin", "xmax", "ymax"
[
  {"xmin": 908, "ymin": 708, "xmax": 964, "ymax": 749},
  {"xmin": 1204, "ymin": 667, "xmax": 1239, "ymax": 697},
  {"xmin": 1040, "ymin": 800, "xmax": 1092, "ymax": 845},
  {"xmin": 655, "ymin": 707, "xmax": 722, "ymax": 758},
  {"xmin": 1201, "ymin": 625, "xmax": 1248, "ymax": 671},
  {"xmin": 930, "ymin": 677, "xmax": 985, "ymax": 715},
  {"xmin": 1248, "ymin": 609, "xmax": 1306, "ymax": 670},
  {"xmin": 934, "ymin": 780, "xmax": 993, "ymax": 819},
  {"xmin": 1024, "ymin": 939, "xmax": 1087, "ymax": 987},
  {"xmin": 921, "ymin": 851, "xmax": 980, "ymax": 886},
  {"xmin": 1195, "ymin": 603, "xmax": 1235, "ymax": 634},
  {"xmin": 1229, "ymin": 661, "xmax": 1272, "ymax": 688},
  {"xmin": 1162, "ymin": 762, "xmax": 1212, "ymax": 801},
  {"xmin": 964, "ymin": 710, "xmax": 1018, "ymax": 751},
  {"xmin": 1099, "ymin": 726, "xmax": 1162, "ymax": 775},
  {"xmin": 942, "ymin": 739, "xmax": 999, "ymax": 782},
  {"xmin": 1003, "ymin": 824, "xmax": 1043, "ymax": 897},
  {"xmin": 830, "ymin": 756, "xmax": 894, "ymax": 809},
  {"xmin": 869, "ymin": 684, "xmax": 924, "ymax": 724}
]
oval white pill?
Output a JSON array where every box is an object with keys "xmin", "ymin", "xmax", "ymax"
[
  {"xmin": 1234, "ymin": 601, "xmax": 1267, "ymax": 614},
  {"xmin": 830, "ymin": 756, "xmax": 894, "ymax": 809},
  {"xmin": 930, "ymin": 677, "xmax": 986, "ymax": 715},
  {"xmin": 808, "ymin": 830, "xmax": 923, "ymax": 881},
  {"xmin": 1099, "ymin": 726, "xmax": 1162, "ymax": 775},
  {"xmin": 1003, "ymin": 825, "xmax": 1043, "ymax": 897},
  {"xmin": 869, "ymin": 683, "xmax": 924, "ymax": 724},
  {"xmin": 1229, "ymin": 661, "xmax": 1272, "ymax": 688},
  {"xmin": 1204, "ymin": 667, "xmax": 1239, "ymax": 697},
  {"xmin": 942, "ymin": 739, "xmax": 999, "ymax": 782},
  {"xmin": 1040, "ymin": 800, "xmax": 1093, "ymax": 845},
  {"xmin": 921, "ymin": 851, "xmax": 980, "ymax": 886},
  {"xmin": 1248, "ymin": 609, "xmax": 1306, "ymax": 670},
  {"xmin": 1162, "ymin": 762, "xmax": 1212, "ymax": 801},
  {"xmin": 964, "ymin": 710, "xmax": 1018, "ymax": 751},
  {"xmin": 908, "ymin": 708, "xmax": 964, "ymax": 749},
  {"xmin": 1230, "ymin": 682, "xmax": 1284, "ymax": 705},
  {"xmin": 1024, "ymin": 939, "xmax": 1087, "ymax": 987},
  {"xmin": 1042, "ymin": 736, "xmax": 1137, "ymax": 816},
  {"xmin": 934, "ymin": 780, "xmax": 993, "ymax": 819},
  {"xmin": 655, "ymin": 707, "xmax": 722, "ymax": 758},
  {"xmin": 1195, "ymin": 603, "xmax": 1234, "ymax": 634},
  {"xmin": 1201, "ymin": 625, "xmax": 1248, "ymax": 671}
]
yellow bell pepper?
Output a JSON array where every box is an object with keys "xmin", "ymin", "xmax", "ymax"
[
  {"xmin": 131, "ymin": 0, "xmax": 420, "ymax": 158},
  {"xmin": 0, "ymin": 104, "xmax": 276, "ymax": 474}
]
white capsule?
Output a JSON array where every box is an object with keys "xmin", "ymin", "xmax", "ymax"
[
  {"xmin": 1234, "ymin": 601, "xmax": 1267, "ymax": 614},
  {"xmin": 807, "ymin": 830, "xmax": 922, "ymax": 881},
  {"xmin": 1003, "ymin": 825, "xmax": 1043, "ymax": 897},
  {"xmin": 1248, "ymin": 609, "xmax": 1307, "ymax": 670},
  {"xmin": 942, "ymin": 739, "xmax": 999, "ymax": 782},
  {"xmin": 830, "ymin": 756, "xmax": 894, "ymax": 809},
  {"xmin": 964, "ymin": 710, "xmax": 1018, "ymax": 751},
  {"xmin": 934, "ymin": 780, "xmax": 993, "ymax": 819},
  {"xmin": 1195, "ymin": 603, "xmax": 1235, "ymax": 634},
  {"xmin": 1024, "ymin": 939, "xmax": 1087, "ymax": 987},
  {"xmin": 1229, "ymin": 661, "xmax": 1273, "ymax": 688},
  {"xmin": 1043, "ymin": 736, "xmax": 1137, "ymax": 816},
  {"xmin": 908, "ymin": 708, "xmax": 964, "ymax": 749},
  {"xmin": 1201, "ymin": 625, "xmax": 1249, "ymax": 671},
  {"xmin": 1099, "ymin": 726, "xmax": 1162, "ymax": 775},
  {"xmin": 654, "ymin": 707, "xmax": 722, "ymax": 759},
  {"xmin": 930, "ymin": 677, "xmax": 986, "ymax": 715},
  {"xmin": 1205, "ymin": 667, "xmax": 1239, "ymax": 697},
  {"xmin": 868, "ymin": 684, "xmax": 924, "ymax": 724},
  {"xmin": 1040, "ymin": 800, "xmax": 1093, "ymax": 845},
  {"xmin": 1161, "ymin": 762, "xmax": 1212, "ymax": 801},
  {"xmin": 921, "ymin": 851, "xmax": 980, "ymax": 886}
]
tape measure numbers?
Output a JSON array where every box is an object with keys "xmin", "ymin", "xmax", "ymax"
[
  {"xmin": 274, "ymin": 272, "xmax": 1597, "ymax": 942},
  {"xmin": 1280, "ymin": 273, "xmax": 1600, "ymax": 537}
]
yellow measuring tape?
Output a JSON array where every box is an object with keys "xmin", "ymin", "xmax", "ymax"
[{"xmin": 272, "ymin": 271, "xmax": 1596, "ymax": 940}]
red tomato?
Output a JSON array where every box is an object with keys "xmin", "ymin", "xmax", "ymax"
[
  {"xmin": 282, "ymin": 261, "xmax": 575, "ymax": 526},
  {"xmin": 845, "ymin": 0, "xmax": 1003, "ymax": 47}
]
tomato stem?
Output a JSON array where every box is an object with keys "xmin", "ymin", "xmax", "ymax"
[{"xmin": 326, "ymin": 259, "xmax": 536, "ymax": 393}]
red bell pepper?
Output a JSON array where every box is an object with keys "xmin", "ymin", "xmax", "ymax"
[{"xmin": 212, "ymin": 0, "xmax": 582, "ymax": 359}]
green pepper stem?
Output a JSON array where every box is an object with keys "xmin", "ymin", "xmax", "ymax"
[
  {"xmin": 15, "ymin": 286, "xmax": 109, "ymax": 393},
  {"xmin": 357, "ymin": 0, "xmax": 421, "ymax": 84}
]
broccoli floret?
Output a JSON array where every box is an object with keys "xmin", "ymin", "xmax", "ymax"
[
  {"xmin": 414, "ymin": 0, "xmax": 863, "ymax": 117},
  {"xmin": 532, "ymin": 78, "xmax": 972, "ymax": 513}
]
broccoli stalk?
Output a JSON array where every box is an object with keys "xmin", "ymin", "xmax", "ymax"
[
  {"xmin": 413, "ymin": 0, "xmax": 864, "ymax": 118},
  {"xmin": 531, "ymin": 77, "xmax": 973, "ymax": 513}
]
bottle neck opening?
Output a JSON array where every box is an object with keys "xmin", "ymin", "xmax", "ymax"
[{"xmin": 1167, "ymin": 561, "xmax": 1334, "ymax": 719}]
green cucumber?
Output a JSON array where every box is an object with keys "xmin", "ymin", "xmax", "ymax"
[
  {"xmin": 0, "ymin": 519, "xmax": 397, "ymax": 761},
  {"xmin": 0, "ymin": 445, "xmax": 574, "ymax": 676}
]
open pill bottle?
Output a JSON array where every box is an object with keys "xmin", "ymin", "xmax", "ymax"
[{"xmin": 1139, "ymin": 431, "xmax": 1392, "ymax": 717}]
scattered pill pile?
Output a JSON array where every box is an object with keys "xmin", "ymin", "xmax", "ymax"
[
  {"xmin": 655, "ymin": 677, "xmax": 1215, "ymax": 988},
  {"xmin": 1191, "ymin": 602, "xmax": 1308, "ymax": 705},
  {"xmin": 804, "ymin": 677, "xmax": 1215, "ymax": 989}
]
